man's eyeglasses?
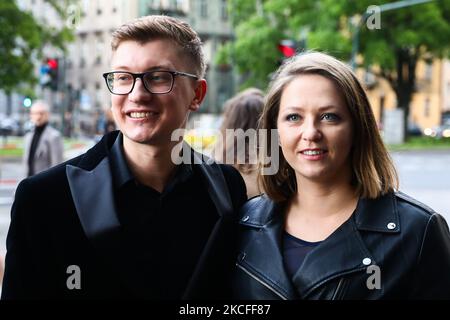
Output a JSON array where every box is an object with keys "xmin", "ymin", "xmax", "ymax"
[{"xmin": 102, "ymin": 70, "xmax": 198, "ymax": 95}]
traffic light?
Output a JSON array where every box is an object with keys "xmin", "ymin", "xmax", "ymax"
[
  {"xmin": 278, "ymin": 39, "xmax": 297, "ymax": 58},
  {"xmin": 40, "ymin": 58, "xmax": 59, "ymax": 91},
  {"xmin": 23, "ymin": 97, "xmax": 32, "ymax": 108}
]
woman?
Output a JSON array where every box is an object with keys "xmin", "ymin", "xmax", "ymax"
[
  {"xmin": 215, "ymin": 88, "xmax": 264, "ymax": 198},
  {"xmin": 232, "ymin": 52, "xmax": 450, "ymax": 299}
]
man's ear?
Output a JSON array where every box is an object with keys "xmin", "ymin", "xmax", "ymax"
[{"xmin": 189, "ymin": 79, "xmax": 207, "ymax": 112}]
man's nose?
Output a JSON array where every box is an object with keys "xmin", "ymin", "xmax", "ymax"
[{"xmin": 128, "ymin": 78, "xmax": 152, "ymax": 101}]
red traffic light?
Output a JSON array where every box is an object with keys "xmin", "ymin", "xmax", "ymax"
[
  {"xmin": 47, "ymin": 58, "xmax": 58, "ymax": 69},
  {"xmin": 278, "ymin": 40, "xmax": 296, "ymax": 58}
]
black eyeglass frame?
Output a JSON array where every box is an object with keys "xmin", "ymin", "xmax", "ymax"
[{"xmin": 102, "ymin": 70, "xmax": 199, "ymax": 95}]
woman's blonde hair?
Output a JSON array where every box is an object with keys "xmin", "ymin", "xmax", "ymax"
[{"xmin": 259, "ymin": 51, "xmax": 398, "ymax": 202}]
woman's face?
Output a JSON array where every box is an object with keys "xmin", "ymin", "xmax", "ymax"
[{"xmin": 277, "ymin": 74, "xmax": 354, "ymax": 185}]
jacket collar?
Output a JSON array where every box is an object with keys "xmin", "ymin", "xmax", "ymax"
[
  {"xmin": 241, "ymin": 193, "xmax": 400, "ymax": 233},
  {"xmin": 239, "ymin": 193, "xmax": 400, "ymax": 298},
  {"xmin": 66, "ymin": 131, "xmax": 235, "ymax": 298},
  {"xmin": 238, "ymin": 200, "xmax": 298, "ymax": 299},
  {"xmin": 354, "ymin": 193, "xmax": 400, "ymax": 233}
]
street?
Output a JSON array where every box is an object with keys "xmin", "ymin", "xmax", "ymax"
[{"xmin": 1, "ymin": 149, "xmax": 449, "ymax": 258}]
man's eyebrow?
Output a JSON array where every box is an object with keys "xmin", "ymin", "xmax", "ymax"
[{"xmin": 110, "ymin": 65, "xmax": 175, "ymax": 72}]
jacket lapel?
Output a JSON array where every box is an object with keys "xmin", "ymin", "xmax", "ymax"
[
  {"xmin": 66, "ymin": 156, "xmax": 145, "ymax": 296},
  {"xmin": 292, "ymin": 194, "xmax": 400, "ymax": 298},
  {"xmin": 66, "ymin": 157, "xmax": 121, "ymax": 243},
  {"xmin": 239, "ymin": 201, "xmax": 298, "ymax": 300},
  {"xmin": 182, "ymin": 151, "xmax": 235, "ymax": 299},
  {"xmin": 292, "ymin": 215, "xmax": 374, "ymax": 298},
  {"xmin": 193, "ymin": 151, "xmax": 233, "ymax": 218}
]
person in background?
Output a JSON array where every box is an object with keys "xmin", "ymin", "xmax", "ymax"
[
  {"xmin": 216, "ymin": 88, "xmax": 264, "ymax": 198},
  {"xmin": 232, "ymin": 51, "xmax": 450, "ymax": 299},
  {"xmin": 22, "ymin": 100, "xmax": 64, "ymax": 177}
]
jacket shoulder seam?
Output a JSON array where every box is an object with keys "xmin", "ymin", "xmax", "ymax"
[{"xmin": 395, "ymin": 191, "xmax": 436, "ymax": 215}]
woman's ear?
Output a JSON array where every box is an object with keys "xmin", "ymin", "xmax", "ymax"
[{"xmin": 189, "ymin": 79, "xmax": 207, "ymax": 111}]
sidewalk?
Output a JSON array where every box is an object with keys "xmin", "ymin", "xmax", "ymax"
[
  {"xmin": 0, "ymin": 136, "xmax": 95, "ymax": 163},
  {"xmin": 0, "ymin": 137, "xmax": 95, "ymax": 203}
]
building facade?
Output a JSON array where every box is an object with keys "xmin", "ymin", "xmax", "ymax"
[
  {"xmin": 64, "ymin": 0, "xmax": 139, "ymax": 135},
  {"xmin": 139, "ymin": 0, "xmax": 235, "ymax": 114},
  {"xmin": 363, "ymin": 58, "xmax": 450, "ymax": 133}
]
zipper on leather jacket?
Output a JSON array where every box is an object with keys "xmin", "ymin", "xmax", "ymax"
[
  {"xmin": 236, "ymin": 262, "xmax": 288, "ymax": 300},
  {"xmin": 331, "ymin": 278, "xmax": 346, "ymax": 300}
]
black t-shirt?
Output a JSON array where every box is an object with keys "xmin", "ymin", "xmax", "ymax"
[
  {"xmin": 283, "ymin": 232, "xmax": 322, "ymax": 280},
  {"xmin": 109, "ymin": 134, "xmax": 218, "ymax": 299}
]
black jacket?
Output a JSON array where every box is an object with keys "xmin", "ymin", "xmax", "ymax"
[
  {"xmin": 232, "ymin": 192, "xmax": 450, "ymax": 299},
  {"xmin": 2, "ymin": 131, "xmax": 247, "ymax": 299}
]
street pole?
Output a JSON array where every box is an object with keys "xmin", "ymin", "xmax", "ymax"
[{"xmin": 350, "ymin": 0, "xmax": 434, "ymax": 70}]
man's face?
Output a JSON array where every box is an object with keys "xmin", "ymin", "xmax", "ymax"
[
  {"xmin": 30, "ymin": 105, "xmax": 49, "ymax": 127},
  {"xmin": 109, "ymin": 39, "xmax": 206, "ymax": 146}
]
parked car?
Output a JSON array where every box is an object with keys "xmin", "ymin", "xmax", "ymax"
[
  {"xmin": 407, "ymin": 123, "xmax": 423, "ymax": 137},
  {"xmin": 424, "ymin": 125, "xmax": 450, "ymax": 139},
  {"xmin": 0, "ymin": 117, "xmax": 21, "ymax": 136}
]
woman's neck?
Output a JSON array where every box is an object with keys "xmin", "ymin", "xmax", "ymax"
[{"xmin": 284, "ymin": 172, "xmax": 358, "ymax": 242}]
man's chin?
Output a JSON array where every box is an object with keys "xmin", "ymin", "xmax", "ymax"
[{"xmin": 122, "ymin": 131, "xmax": 168, "ymax": 146}]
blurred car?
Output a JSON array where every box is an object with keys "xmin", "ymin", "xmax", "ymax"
[
  {"xmin": 424, "ymin": 125, "xmax": 450, "ymax": 138},
  {"xmin": 22, "ymin": 120, "xmax": 35, "ymax": 134},
  {"xmin": 407, "ymin": 123, "xmax": 423, "ymax": 137},
  {"xmin": 0, "ymin": 117, "xmax": 21, "ymax": 136}
]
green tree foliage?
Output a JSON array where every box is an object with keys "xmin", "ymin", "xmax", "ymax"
[
  {"xmin": 0, "ymin": 0, "xmax": 74, "ymax": 96},
  {"xmin": 220, "ymin": 0, "xmax": 450, "ymax": 138}
]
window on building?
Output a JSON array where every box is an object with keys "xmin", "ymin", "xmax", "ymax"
[
  {"xmin": 221, "ymin": 0, "xmax": 228, "ymax": 21},
  {"xmin": 80, "ymin": 40, "xmax": 88, "ymax": 68},
  {"xmin": 95, "ymin": 34, "xmax": 104, "ymax": 65},
  {"xmin": 200, "ymin": 0, "xmax": 208, "ymax": 18},
  {"xmin": 424, "ymin": 97, "xmax": 430, "ymax": 118},
  {"xmin": 425, "ymin": 62, "xmax": 432, "ymax": 81}
]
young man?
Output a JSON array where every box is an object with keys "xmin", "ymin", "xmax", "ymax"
[{"xmin": 2, "ymin": 15, "xmax": 247, "ymax": 299}]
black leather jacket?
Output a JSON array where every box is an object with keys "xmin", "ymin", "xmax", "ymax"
[{"xmin": 232, "ymin": 192, "xmax": 450, "ymax": 299}]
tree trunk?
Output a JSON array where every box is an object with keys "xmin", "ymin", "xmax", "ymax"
[
  {"xmin": 393, "ymin": 48, "xmax": 417, "ymax": 142},
  {"xmin": 6, "ymin": 92, "xmax": 12, "ymax": 116}
]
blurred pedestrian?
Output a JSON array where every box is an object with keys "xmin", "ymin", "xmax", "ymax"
[
  {"xmin": 22, "ymin": 100, "xmax": 64, "ymax": 176},
  {"xmin": 2, "ymin": 15, "xmax": 246, "ymax": 300},
  {"xmin": 215, "ymin": 88, "xmax": 264, "ymax": 198},
  {"xmin": 232, "ymin": 52, "xmax": 450, "ymax": 299}
]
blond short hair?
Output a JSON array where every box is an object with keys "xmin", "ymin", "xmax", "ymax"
[
  {"xmin": 111, "ymin": 15, "xmax": 206, "ymax": 78},
  {"xmin": 259, "ymin": 51, "xmax": 398, "ymax": 202}
]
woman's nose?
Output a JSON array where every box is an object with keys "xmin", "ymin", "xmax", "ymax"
[{"xmin": 301, "ymin": 120, "xmax": 322, "ymax": 141}]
